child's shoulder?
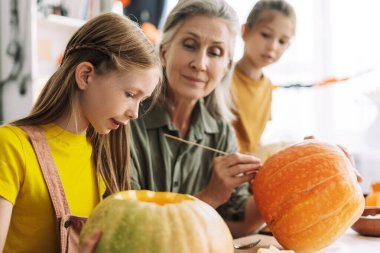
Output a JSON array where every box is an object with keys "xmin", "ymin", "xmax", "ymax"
[{"xmin": 0, "ymin": 124, "xmax": 28, "ymax": 145}]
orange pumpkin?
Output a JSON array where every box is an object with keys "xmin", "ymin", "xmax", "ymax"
[
  {"xmin": 253, "ymin": 140, "xmax": 364, "ymax": 253},
  {"xmin": 365, "ymin": 182, "xmax": 380, "ymax": 207}
]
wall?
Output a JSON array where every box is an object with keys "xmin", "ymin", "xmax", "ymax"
[{"xmin": 0, "ymin": 0, "xmax": 36, "ymax": 123}]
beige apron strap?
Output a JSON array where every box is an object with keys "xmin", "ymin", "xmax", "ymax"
[{"xmin": 20, "ymin": 125, "xmax": 71, "ymax": 253}]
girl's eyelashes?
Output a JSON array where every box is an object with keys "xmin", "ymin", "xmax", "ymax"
[
  {"xmin": 261, "ymin": 32, "xmax": 271, "ymax": 39},
  {"xmin": 279, "ymin": 39, "xmax": 288, "ymax": 45},
  {"xmin": 260, "ymin": 31, "xmax": 289, "ymax": 46},
  {"xmin": 125, "ymin": 91, "xmax": 135, "ymax": 98}
]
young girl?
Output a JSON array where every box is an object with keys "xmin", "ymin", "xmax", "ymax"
[
  {"xmin": 231, "ymin": 0, "xmax": 296, "ymax": 154},
  {"xmin": 0, "ymin": 13, "xmax": 161, "ymax": 253}
]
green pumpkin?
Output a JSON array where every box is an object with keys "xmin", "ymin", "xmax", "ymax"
[{"xmin": 80, "ymin": 190, "xmax": 234, "ymax": 253}]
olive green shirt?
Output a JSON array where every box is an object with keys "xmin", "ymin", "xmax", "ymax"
[{"xmin": 130, "ymin": 100, "xmax": 251, "ymax": 221}]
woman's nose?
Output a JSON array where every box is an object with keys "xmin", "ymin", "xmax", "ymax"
[{"xmin": 190, "ymin": 51, "xmax": 207, "ymax": 71}]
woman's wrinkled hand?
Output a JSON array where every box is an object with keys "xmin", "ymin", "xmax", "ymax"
[
  {"xmin": 337, "ymin": 144, "xmax": 363, "ymax": 183},
  {"xmin": 304, "ymin": 135, "xmax": 363, "ymax": 183},
  {"xmin": 79, "ymin": 229, "xmax": 102, "ymax": 253},
  {"xmin": 198, "ymin": 153, "xmax": 261, "ymax": 208}
]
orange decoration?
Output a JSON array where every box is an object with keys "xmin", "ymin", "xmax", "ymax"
[
  {"xmin": 365, "ymin": 181, "xmax": 380, "ymax": 207},
  {"xmin": 57, "ymin": 52, "xmax": 63, "ymax": 66},
  {"xmin": 316, "ymin": 76, "xmax": 349, "ymax": 86},
  {"xmin": 120, "ymin": 0, "xmax": 131, "ymax": 7},
  {"xmin": 141, "ymin": 22, "xmax": 162, "ymax": 45},
  {"xmin": 253, "ymin": 140, "xmax": 364, "ymax": 253}
]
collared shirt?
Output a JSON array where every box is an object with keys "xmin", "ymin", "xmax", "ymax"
[{"xmin": 130, "ymin": 100, "xmax": 251, "ymax": 221}]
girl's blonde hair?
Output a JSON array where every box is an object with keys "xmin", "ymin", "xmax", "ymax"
[
  {"xmin": 12, "ymin": 13, "xmax": 162, "ymax": 194},
  {"xmin": 246, "ymin": 0, "xmax": 296, "ymax": 30},
  {"xmin": 159, "ymin": 0, "xmax": 239, "ymax": 121}
]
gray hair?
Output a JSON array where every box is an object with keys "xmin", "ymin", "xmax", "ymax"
[{"xmin": 159, "ymin": 0, "xmax": 239, "ymax": 121}]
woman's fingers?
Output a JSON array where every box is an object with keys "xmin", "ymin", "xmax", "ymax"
[
  {"xmin": 227, "ymin": 163, "xmax": 260, "ymax": 177},
  {"xmin": 214, "ymin": 152, "xmax": 261, "ymax": 168},
  {"xmin": 337, "ymin": 144, "xmax": 363, "ymax": 183},
  {"xmin": 230, "ymin": 173, "xmax": 256, "ymax": 186},
  {"xmin": 304, "ymin": 139, "xmax": 363, "ymax": 183},
  {"xmin": 213, "ymin": 153, "xmax": 261, "ymax": 179}
]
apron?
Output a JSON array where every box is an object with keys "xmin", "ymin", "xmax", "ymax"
[{"xmin": 21, "ymin": 125, "xmax": 88, "ymax": 253}]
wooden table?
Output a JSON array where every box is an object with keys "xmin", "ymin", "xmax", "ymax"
[{"xmin": 233, "ymin": 229, "xmax": 380, "ymax": 252}]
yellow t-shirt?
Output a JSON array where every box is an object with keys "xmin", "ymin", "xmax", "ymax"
[
  {"xmin": 0, "ymin": 124, "xmax": 105, "ymax": 253},
  {"xmin": 231, "ymin": 66, "xmax": 272, "ymax": 154}
]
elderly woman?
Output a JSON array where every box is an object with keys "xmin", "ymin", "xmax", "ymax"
[{"xmin": 130, "ymin": 0, "xmax": 264, "ymax": 237}]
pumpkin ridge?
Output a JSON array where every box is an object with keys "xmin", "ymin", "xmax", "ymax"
[
  {"xmin": 268, "ymin": 172, "xmax": 348, "ymax": 228},
  {"xmin": 274, "ymin": 171, "xmax": 348, "ymax": 214},
  {"xmin": 188, "ymin": 204, "xmax": 209, "ymax": 251},
  {"xmin": 260, "ymin": 149, "xmax": 341, "ymax": 185},
  {"xmin": 262, "ymin": 156, "xmax": 347, "ymax": 195},
  {"xmin": 185, "ymin": 202, "xmax": 212, "ymax": 253},
  {"xmin": 276, "ymin": 187, "xmax": 353, "ymax": 236},
  {"xmin": 168, "ymin": 204, "xmax": 190, "ymax": 252},
  {"xmin": 256, "ymin": 152, "xmax": 347, "ymax": 212},
  {"xmin": 277, "ymin": 195, "xmax": 361, "ymax": 253}
]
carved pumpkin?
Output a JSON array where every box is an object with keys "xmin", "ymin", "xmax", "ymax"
[
  {"xmin": 80, "ymin": 190, "xmax": 233, "ymax": 253},
  {"xmin": 253, "ymin": 140, "xmax": 364, "ymax": 253}
]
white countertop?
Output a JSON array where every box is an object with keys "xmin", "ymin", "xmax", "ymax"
[{"xmin": 233, "ymin": 229, "xmax": 380, "ymax": 253}]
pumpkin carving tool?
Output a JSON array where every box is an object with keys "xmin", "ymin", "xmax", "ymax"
[{"xmin": 163, "ymin": 133, "xmax": 229, "ymax": 155}]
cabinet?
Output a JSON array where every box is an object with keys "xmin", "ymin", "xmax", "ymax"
[
  {"xmin": 0, "ymin": 0, "xmax": 117, "ymax": 122},
  {"xmin": 35, "ymin": 14, "xmax": 85, "ymax": 98}
]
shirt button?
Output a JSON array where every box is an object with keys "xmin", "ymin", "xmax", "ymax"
[{"xmin": 173, "ymin": 181, "xmax": 179, "ymax": 187}]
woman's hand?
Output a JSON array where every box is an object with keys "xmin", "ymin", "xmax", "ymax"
[
  {"xmin": 337, "ymin": 144, "xmax": 363, "ymax": 183},
  {"xmin": 304, "ymin": 136, "xmax": 363, "ymax": 183},
  {"xmin": 196, "ymin": 153, "xmax": 261, "ymax": 208},
  {"xmin": 79, "ymin": 229, "xmax": 102, "ymax": 253}
]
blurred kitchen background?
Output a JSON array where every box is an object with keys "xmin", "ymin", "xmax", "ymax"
[{"xmin": 1, "ymin": 0, "xmax": 379, "ymax": 193}]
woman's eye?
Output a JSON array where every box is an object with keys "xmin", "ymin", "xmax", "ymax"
[
  {"xmin": 183, "ymin": 40, "xmax": 197, "ymax": 50},
  {"xmin": 184, "ymin": 44, "xmax": 196, "ymax": 50},
  {"xmin": 208, "ymin": 47, "xmax": 222, "ymax": 57}
]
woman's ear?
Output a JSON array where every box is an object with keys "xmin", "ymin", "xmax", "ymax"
[
  {"xmin": 159, "ymin": 45, "xmax": 167, "ymax": 67},
  {"xmin": 75, "ymin": 62, "xmax": 95, "ymax": 90}
]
